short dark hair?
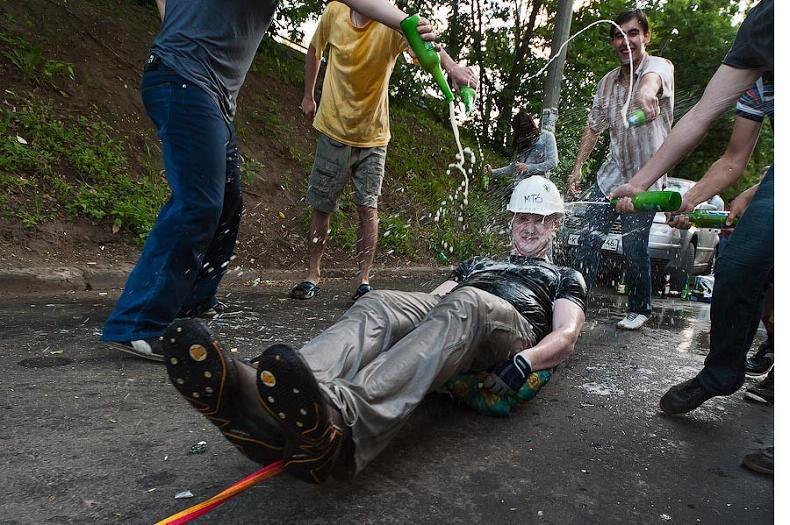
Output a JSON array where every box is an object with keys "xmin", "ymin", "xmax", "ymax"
[{"xmin": 610, "ymin": 9, "xmax": 649, "ymax": 39}]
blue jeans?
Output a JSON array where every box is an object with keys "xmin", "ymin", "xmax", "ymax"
[
  {"xmin": 572, "ymin": 183, "xmax": 653, "ymax": 315},
  {"xmin": 102, "ymin": 67, "xmax": 242, "ymax": 342},
  {"xmin": 699, "ymin": 166, "xmax": 773, "ymax": 395}
]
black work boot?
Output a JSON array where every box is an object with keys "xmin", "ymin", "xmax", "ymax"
[
  {"xmin": 745, "ymin": 338, "xmax": 773, "ymax": 376},
  {"xmin": 253, "ymin": 344, "xmax": 347, "ymax": 484},
  {"xmin": 659, "ymin": 376, "xmax": 714, "ymax": 415}
]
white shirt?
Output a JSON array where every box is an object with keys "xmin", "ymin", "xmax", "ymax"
[{"xmin": 587, "ymin": 54, "xmax": 675, "ymax": 196}]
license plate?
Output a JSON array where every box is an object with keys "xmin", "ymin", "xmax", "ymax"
[{"xmin": 568, "ymin": 233, "xmax": 620, "ymax": 252}]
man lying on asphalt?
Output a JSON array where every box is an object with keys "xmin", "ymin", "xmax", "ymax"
[{"xmin": 160, "ymin": 176, "xmax": 587, "ymax": 483}]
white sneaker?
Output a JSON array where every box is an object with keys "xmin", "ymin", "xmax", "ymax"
[{"xmin": 617, "ymin": 312, "xmax": 649, "ymax": 330}]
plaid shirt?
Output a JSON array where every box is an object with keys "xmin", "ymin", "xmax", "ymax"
[{"xmin": 587, "ymin": 54, "xmax": 675, "ymax": 196}]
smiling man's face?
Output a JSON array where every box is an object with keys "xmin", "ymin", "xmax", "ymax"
[
  {"xmin": 511, "ymin": 213, "xmax": 560, "ymax": 258},
  {"xmin": 611, "ymin": 17, "xmax": 650, "ymax": 66}
]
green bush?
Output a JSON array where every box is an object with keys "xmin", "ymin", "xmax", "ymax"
[{"xmin": 0, "ymin": 99, "xmax": 167, "ymax": 236}]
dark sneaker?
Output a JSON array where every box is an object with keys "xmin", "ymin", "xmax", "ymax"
[
  {"xmin": 107, "ymin": 338, "xmax": 164, "ymax": 362},
  {"xmin": 253, "ymin": 344, "xmax": 346, "ymax": 484},
  {"xmin": 162, "ymin": 319, "xmax": 284, "ymax": 465},
  {"xmin": 744, "ymin": 369, "xmax": 774, "ymax": 405},
  {"xmin": 742, "ymin": 446, "xmax": 774, "ymax": 476},
  {"xmin": 745, "ymin": 339, "xmax": 773, "ymax": 376},
  {"xmin": 659, "ymin": 376, "xmax": 714, "ymax": 415}
]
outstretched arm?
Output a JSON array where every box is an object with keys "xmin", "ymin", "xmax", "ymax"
[
  {"xmin": 438, "ymin": 49, "xmax": 478, "ymax": 89},
  {"xmin": 678, "ymin": 115, "xmax": 763, "ymax": 211},
  {"xmin": 520, "ymin": 299, "xmax": 585, "ymax": 370}
]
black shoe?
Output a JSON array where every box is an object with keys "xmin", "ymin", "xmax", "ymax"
[
  {"xmin": 742, "ymin": 446, "xmax": 773, "ymax": 476},
  {"xmin": 744, "ymin": 369, "xmax": 774, "ymax": 405},
  {"xmin": 162, "ymin": 319, "xmax": 284, "ymax": 464},
  {"xmin": 253, "ymin": 344, "xmax": 346, "ymax": 484},
  {"xmin": 659, "ymin": 376, "xmax": 714, "ymax": 415},
  {"xmin": 106, "ymin": 338, "xmax": 164, "ymax": 362},
  {"xmin": 745, "ymin": 339, "xmax": 773, "ymax": 376}
]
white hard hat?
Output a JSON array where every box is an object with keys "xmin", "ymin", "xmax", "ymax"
[{"xmin": 507, "ymin": 176, "xmax": 565, "ymax": 215}]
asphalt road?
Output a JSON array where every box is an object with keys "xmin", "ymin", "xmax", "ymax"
[{"xmin": 0, "ymin": 277, "xmax": 773, "ymax": 524}]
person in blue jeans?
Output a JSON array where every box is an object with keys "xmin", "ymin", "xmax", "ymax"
[
  {"xmin": 611, "ymin": 0, "xmax": 773, "ymax": 475},
  {"xmin": 101, "ymin": 0, "xmax": 440, "ymax": 361}
]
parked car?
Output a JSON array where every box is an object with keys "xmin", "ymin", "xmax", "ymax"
[{"xmin": 555, "ymin": 177, "xmax": 722, "ymax": 291}]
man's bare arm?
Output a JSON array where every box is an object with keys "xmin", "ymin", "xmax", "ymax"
[
  {"xmin": 567, "ymin": 126, "xmax": 601, "ymax": 195},
  {"xmin": 301, "ymin": 43, "xmax": 321, "ymax": 120},
  {"xmin": 438, "ymin": 49, "xmax": 478, "ymax": 89},
  {"xmin": 519, "ymin": 299, "xmax": 585, "ymax": 370},
  {"xmin": 634, "ymin": 72, "xmax": 663, "ymax": 121},
  {"xmin": 681, "ymin": 115, "xmax": 763, "ymax": 209},
  {"xmin": 156, "ymin": 0, "xmax": 166, "ymax": 21}
]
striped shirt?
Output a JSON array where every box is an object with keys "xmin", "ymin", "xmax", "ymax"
[
  {"xmin": 735, "ymin": 74, "xmax": 773, "ymax": 127},
  {"xmin": 587, "ymin": 54, "xmax": 675, "ymax": 196}
]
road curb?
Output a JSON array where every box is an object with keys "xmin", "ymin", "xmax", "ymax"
[{"xmin": 0, "ymin": 264, "xmax": 450, "ymax": 293}]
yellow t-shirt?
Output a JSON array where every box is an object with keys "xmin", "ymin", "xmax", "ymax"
[{"xmin": 311, "ymin": 2, "xmax": 409, "ymax": 147}]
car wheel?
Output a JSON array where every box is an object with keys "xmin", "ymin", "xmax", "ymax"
[{"xmin": 670, "ymin": 242, "xmax": 696, "ymax": 291}]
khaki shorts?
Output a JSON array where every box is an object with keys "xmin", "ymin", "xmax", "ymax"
[{"xmin": 307, "ymin": 133, "xmax": 387, "ymax": 213}]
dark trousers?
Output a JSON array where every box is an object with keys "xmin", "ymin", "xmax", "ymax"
[
  {"xmin": 102, "ymin": 67, "xmax": 241, "ymax": 342},
  {"xmin": 699, "ymin": 166, "xmax": 774, "ymax": 394},
  {"xmin": 573, "ymin": 183, "xmax": 654, "ymax": 315}
]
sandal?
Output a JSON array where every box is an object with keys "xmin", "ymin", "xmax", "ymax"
[
  {"xmin": 351, "ymin": 284, "xmax": 372, "ymax": 302},
  {"xmin": 289, "ymin": 281, "xmax": 320, "ymax": 300},
  {"xmin": 162, "ymin": 319, "xmax": 284, "ymax": 465}
]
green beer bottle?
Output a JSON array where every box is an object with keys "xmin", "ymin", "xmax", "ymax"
[
  {"xmin": 399, "ymin": 15, "xmax": 454, "ymax": 103},
  {"xmin": 459, "ymin": 85, "xmax": 476, "ymax": 113},
  {"xmin": 627, "ymin": 108, "xmax": 647, "ymax": 128},
  {"xmin": 684, "ymin": 210, "xmax": 738, "ymax": 228},
  {"xmin": 610, "ymin": 191, "xmax": 682, "ymax": 212}
]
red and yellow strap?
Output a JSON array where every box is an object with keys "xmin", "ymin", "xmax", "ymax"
[{"xmin": 156, "ymin": 460, "xmax": 286, "ymax": 525}]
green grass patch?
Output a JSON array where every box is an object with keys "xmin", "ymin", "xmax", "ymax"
[
  {"xmin": 0, "ymin": 98, "xmax": 167, "ymax": 237},
  {"xmin": 0, "ymin": 31, "xmax": 75, "ymax": 85}
]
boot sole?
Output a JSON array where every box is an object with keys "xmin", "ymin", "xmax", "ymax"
[
  {"xmin": 255, "ymin": 344, "xmax": 341, "ymax": 483},
  {"xmin": 163, "ymin": 319, "xmax": 283, "ymax": 464}
]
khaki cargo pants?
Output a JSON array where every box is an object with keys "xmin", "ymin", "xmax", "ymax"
[{"xmin": 297, "ymin": 288, "xmax": 536, "ymax": 474}]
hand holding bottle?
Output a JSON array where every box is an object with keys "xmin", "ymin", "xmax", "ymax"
[{"xmin": 728, "ymin": 184, "xmax": 759, "ymax": 226}]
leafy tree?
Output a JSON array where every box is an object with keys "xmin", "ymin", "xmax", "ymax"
[{"xmin": 255, "ymin": 0, "xmax": 771, "ymax": 199}]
